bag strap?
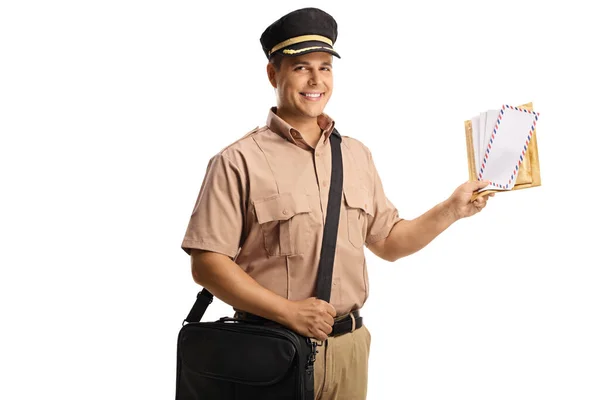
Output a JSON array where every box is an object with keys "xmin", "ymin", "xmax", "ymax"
[
  {"xmin": 183, "ymin": 128, "xmax": 343, "ymax": 324},
  {"xmin": 314, "ymin": 130, "xmax": 342, "ymax": 302}
]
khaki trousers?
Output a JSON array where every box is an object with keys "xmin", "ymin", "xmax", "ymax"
[{"xmin": 313, "ymin": 319, "xmax": 371, "ymax": 400}]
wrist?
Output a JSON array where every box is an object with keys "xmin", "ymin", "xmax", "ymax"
[
  {"xmin": 441, "ymin": 198, "xmax": 460, "ymax": 222},
  {"xmin": 269, "ymin": 297, "xmax": 294, "ymax": 326}
]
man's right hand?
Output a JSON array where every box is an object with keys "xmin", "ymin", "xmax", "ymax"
[{"xmin": 283, "ymin": 297, "xmax": 336, "ymax": 341}]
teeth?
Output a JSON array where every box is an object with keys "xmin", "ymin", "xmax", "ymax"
[{"xmin": 303, "ymin": 93, "xmax": 321, "ymax": 98}]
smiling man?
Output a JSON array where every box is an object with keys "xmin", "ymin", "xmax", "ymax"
[
  {"xmin": 181, "ymin": 7, "xmax": 492, "ymax": 400},
  {"xmin": 266, "ymin": 50, "xmax": 334, "ymax": 148}
]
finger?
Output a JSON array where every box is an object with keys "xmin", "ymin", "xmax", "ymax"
[
  {"xmin": 321, "ymin": 320, "xmax": 333, "ymax": 335},
  {"xmin": 324, "ymin": 313, "xmax": 334, "ymax": 326},
  {"xmin": 315, "ymin": 328, "xmax": 328, "ymax": 342},
  {"xmin": 323, "ymin": 301, "xmax": 336, "ymax": 318},
  {"xmin": 479, "ymin": 179, "xmax": 491, "ymax": 188},
  {"xmin": 468, "ymin": 179, "xmax": 491, "ymax": 191}
]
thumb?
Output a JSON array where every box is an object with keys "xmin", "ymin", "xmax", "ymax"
[{"xmin": 467, "ymin": 179, "xmax": 490, "ymax": 191}]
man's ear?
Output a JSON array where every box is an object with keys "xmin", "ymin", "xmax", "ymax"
[{"xmin": 266, "ymin": 63, "xmax": 277, "ymax": 89}]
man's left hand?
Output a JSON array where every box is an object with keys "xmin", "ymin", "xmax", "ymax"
[{"xmin": 446, "ymin": 180, "xmax": 495, "ymax": 220}]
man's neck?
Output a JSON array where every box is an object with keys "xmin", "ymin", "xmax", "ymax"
[{"xmin": 275, "ymin": 107, "xmax": 323, "ymax": 147}]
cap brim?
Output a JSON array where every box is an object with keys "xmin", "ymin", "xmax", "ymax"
[{"xmin": 275, "ymin": 40, "xmax": 340, "ymax": 59}]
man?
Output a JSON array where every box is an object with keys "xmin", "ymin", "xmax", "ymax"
[{"xmin": 180, "ymin": 7, "xmax": 492, "ymax": 400}]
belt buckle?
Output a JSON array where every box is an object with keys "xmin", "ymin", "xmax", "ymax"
[
  {"xmin": 329, "ymin": 311, "xmax": 357, "ymax": 337},
  {"xmin": 350, "ymin": 312, "xmax": 356, "ymax": 333}
]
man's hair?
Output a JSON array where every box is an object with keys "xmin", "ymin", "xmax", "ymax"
[{"xmin": 269, "ymin": 53, "xmax": 284, "ymax": 72}]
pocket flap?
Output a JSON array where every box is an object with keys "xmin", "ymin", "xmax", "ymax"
[
  {"xmin": 343, "ymin": 186, "xmax": 374, "ymax": 216},
  {"xmin": 254, "ymin": 193, "xmax": 310, "ymax": 224}
]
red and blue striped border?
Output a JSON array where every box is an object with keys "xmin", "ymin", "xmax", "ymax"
[{"xmin": 477, "ymin": 104, "xmax": 540, "ymax": 189}]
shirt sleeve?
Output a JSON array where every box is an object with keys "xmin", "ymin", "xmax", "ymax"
[
  {"xmin": 365, "ymin": 150, "xmax": 403, "ymax": 245},
  {"xmin": 181, "ymin": 153, "xmax": 245, "ymax": 258}
]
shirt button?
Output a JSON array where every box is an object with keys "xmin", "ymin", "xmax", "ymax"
[
  {"xmin": 282, "ymin": 209, "xmax": 288, "ymax": 215},
  {"xmin": 322, "ymin": 181, "xmax": 328, "ymax": 187},
  {"xmin": 316, "ymin": 152, "xmax": 321, "ymax": 157}
]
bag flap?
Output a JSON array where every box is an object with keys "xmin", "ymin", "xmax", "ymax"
[
  {"xmin": 178, "ymin": 323, "xmax": 297, "ymax": 385},
  {"xmin": 253, "ymin": 192, "xmax": 310, "ymax": 224}
]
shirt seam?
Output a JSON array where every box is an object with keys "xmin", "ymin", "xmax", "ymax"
[{"xmin": 219, "ymin": 153, "xmax": 243, "ymax": 176}]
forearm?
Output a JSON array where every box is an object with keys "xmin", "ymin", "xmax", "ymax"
[
  {"xmin": 191, "ymin": 250, "xmax": 290, "ymax": 324},
  {"xmin": 384, "ymin": 199, "xmax": 458, "ymax": 261}
]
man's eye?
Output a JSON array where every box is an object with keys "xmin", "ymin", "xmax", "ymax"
[{"xmin": 295, "ymin": 66, "xmax": 306, "ymax": 71}]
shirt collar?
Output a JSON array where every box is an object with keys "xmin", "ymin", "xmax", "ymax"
[{"xmin": 266, "ymin": 107, "xmax": 337, "ymax": 147}]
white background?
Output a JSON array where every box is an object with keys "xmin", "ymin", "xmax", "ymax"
[{"xmin": 1, "ymin": 1, "xmax": 599, "ymax": 399}]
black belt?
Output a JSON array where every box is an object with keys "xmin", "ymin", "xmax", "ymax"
[
  {"xmin": 234, "ymin": 309, "xmax": 362, "ymax": 338},
  {"xmin": 331, "ymin": 309, "xmax": 362, "ymax": 337}
]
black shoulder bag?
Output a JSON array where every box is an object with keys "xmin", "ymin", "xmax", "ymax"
[{"xmin": 175, "ymin": 130, "xmax": 343, "ymax": 400}]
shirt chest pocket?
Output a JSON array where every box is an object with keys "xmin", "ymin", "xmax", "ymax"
[
  {"xmin": 343, "ymin": 185, "xmax": 374, "ymax": 248},
  {"xmin": 253, "ymin": 193, "xmax": 311, "ymax": 256}
]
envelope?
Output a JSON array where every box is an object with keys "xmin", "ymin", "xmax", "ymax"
[{"xmin": 464, "ymin": 102, "xmax": 541, "ymax": 201}]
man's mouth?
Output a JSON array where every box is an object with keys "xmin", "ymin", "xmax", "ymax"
[{"xmin": 300, "ymin": 92, "xmax": 324, "ymax": 101}]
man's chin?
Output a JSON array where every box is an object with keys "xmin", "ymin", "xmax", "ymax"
[
  {"xmin": 305, "ymin": 111, "xmax": 324, "ymax": 118},
  {"xmin": 300, "ymin": 106, "xmax": 326, "ymax": 118}
]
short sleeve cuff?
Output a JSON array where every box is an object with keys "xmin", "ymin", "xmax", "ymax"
[
  {"xmin": 365, "ymin": 216, "xmax": 403, "ymax": 245},
  {"xmin": 181, "ymin": 239, "xmax": 239, "ymax": 259}
]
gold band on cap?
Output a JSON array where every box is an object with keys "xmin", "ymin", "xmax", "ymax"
[
  {"xmin": 282, "ymin": 46, "xmax": 331, "ymax": 55},
  {"xmin": 269, "ymin": 34, "xmax": 333, "ymax": 56}
]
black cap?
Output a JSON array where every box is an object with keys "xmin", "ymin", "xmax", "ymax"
[{"xmin": 260, "ymin": 7, "xmax": 340, "ymax": 60}]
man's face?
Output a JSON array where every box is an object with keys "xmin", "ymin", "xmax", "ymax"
[{"xmin": 268, "ymin": 51, "xmax": 334, "ymax": 119}]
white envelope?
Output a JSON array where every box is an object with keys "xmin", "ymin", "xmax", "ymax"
[{"xmin": 480, "ymin": 105, "xmax": 539, "ymax": 189}]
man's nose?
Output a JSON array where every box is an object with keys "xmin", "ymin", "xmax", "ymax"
[{"xmin": 308, "ymin": 72, "xmax": 322, "ymax": 86}]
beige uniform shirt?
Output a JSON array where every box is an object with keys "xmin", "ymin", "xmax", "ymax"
[{"xmin": 182, "ymin": 107, "xmax": 402, "ymax": 315}]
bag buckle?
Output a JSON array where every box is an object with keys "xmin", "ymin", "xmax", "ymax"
[{"xmin": 306, "ymin": 338, "xmax": 323, "ymax": 370}]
